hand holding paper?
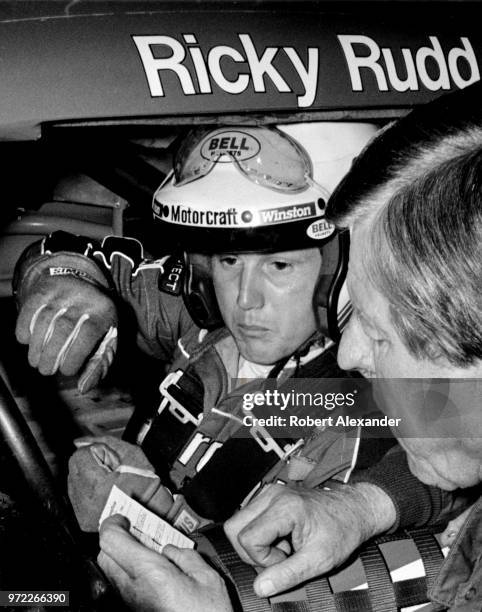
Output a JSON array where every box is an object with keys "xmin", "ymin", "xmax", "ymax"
[{"xmin": 98, "ymin": 488, "xmax": 232, "ymax": 612}]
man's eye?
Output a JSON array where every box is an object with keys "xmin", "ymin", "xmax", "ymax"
[
  {"xmin": 219, "ymin": 256, "xmax": 239, "ymax": 267},
  {"xmin": 271, "ymin": 261, "xmax": 292, "ymax": 271}
]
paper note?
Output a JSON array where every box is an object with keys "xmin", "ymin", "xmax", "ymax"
[{"xmin": 100, "ymin": 485, "xmax": 194, "ymax": 553}]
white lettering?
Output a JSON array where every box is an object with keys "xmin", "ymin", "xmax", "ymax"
[
  {"xmin": 133, "ymin": 35, "xmax": 195, "ymax": 96},
  {"xmin": 338, "ymin": 35, "xmax": 388, "ymax": 91},
  {"xmin": 284, "ymin": 47, "xmax": 319, "ymax": 107},
  {"xmin": 448, "ymin": 37, "xmax": 480, "ymax": 88},
  {"xmin": 382, "ymin": 48, "xmax": 418, "ymax": 91},
  {"xmin": 208, "ymin": 46, "xmax": 250, "ymax": 94},
  {"xmin": 184, "ymin": 34, "xmax": 212, "ymax": 94},
  {"xmin": 339, "ymin": 34, "xmax": 480, "ymax": 94},
  {"xmin": 239, "ymin": 34, "xmax": 291, "ymax": 93},
  {"xmin": 415, "ymin": 37, "xmax": 451, "ymax": 91}
]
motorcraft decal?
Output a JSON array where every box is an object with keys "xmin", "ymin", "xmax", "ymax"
[{"xmin": 153, "ymin": 201, "xmax": 318, "ymax": 227}]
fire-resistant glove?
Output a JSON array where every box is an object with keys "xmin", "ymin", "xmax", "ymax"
[
  {"xmin": 15, "ymin": 250, "xmax": 118, "ymax": 393},
  {"xmin": 68, "ymin": 435, "xmax": 174, "ymax": 532}
]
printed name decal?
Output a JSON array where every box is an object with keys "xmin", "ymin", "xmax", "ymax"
[
  {"xmin": 338, "ymin": 35, "xmax": 479, "ymax": 92},
  {"xmin": 133, "ymin": 33, "xmax": 318, "ymax": 107},
  {"xmin": 133, "ymin": 33, "xmax": 479, "ymax": 108}
]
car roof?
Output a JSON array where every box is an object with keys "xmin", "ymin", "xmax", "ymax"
[{"xmin": 0, "ymin": 0, "xmax": 480, "ymax": 139}]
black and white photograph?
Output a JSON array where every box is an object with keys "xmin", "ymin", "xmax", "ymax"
[{"xmin": 0, "ymin": 1, "xmax": 480, "ymax": 610}]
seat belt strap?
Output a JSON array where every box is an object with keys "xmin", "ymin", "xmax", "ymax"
[{"xmin": 202, "ymin": 525, "xmax": 273, "ymax": 612}]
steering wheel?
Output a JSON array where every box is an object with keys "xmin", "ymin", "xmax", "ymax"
[{"xmin": 0, "ymin": 369, "xmax": 121, "ymax": 611}]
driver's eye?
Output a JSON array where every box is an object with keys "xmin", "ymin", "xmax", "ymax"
[
  {"xmin": 271, "ymin": 261, "xmax": 291, "ymax": 271},
  {"xmin": 219, "ymin": 255, "xmax": 239, "ymax": 267}
]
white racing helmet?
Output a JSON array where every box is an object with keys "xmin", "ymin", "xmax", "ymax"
[{"xmin": 153, "ymin": 122, "xmax": 378, "ymax": 338}]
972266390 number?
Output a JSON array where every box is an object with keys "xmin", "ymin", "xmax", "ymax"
[{"xmin": 0, "ymin": 591, "xmax": 69, "ymax": 607}]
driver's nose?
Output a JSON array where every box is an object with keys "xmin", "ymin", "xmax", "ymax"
[
  {"xmin": 338, "ymin": 314, "xmax": 374, "ymax": 373},
  {"xmin": 237, "ymin": 264, "xmax": 264, "ymax": 311}
]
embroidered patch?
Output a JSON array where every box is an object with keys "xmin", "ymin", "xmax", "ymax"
[{"xmin": 158, "ymin": 255, "xmax": 184, "ymax": 295}]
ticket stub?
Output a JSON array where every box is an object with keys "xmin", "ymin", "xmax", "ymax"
[{"xmin": 99, "ymin": 485, "xmax": 194, "ymax": 553}]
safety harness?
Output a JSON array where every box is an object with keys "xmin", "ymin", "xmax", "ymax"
[
  {"xmin": 134, "ymin": 345, "xmax": 393, "ymax": 524},
  {"xmin": 196, "ymin": 523, "xmax": 446, "ymax": 612}
]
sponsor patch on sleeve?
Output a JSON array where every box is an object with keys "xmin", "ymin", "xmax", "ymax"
[{"xmin": 158, "ymin": 255, "xmax": 185, "ymax": 295}]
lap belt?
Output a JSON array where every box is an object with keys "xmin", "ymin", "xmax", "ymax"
[{"xmin": 199, "ymin": 525, "xmax": 443, "ymax": 612}]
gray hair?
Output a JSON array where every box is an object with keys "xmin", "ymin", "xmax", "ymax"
[{"xmin": 327, "ymin": 86, "xmax": 482, "ymax": 367}]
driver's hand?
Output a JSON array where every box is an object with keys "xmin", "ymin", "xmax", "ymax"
[
  {"xmin": 15, "ymin": 274, "xmax": 118, "ymax": 393},
  {"xmin": 68, "ymin": 436, "xmax": 174, "ymax": 532},
  {"xmin": 98, "ymin": 515, "xmax": 233, "ymax": 612},
  {"xmin": 224, "ymin": 482, "xmax": 397, "ymax": 597}
]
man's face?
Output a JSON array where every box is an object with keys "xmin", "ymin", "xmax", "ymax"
[
  {"xmin": 337, "ymin": 222, "xmax": 482, "ymax": 490},
  {"xmin": 212, "ymin": 248, "xmax": 321, "ymax": 365}
]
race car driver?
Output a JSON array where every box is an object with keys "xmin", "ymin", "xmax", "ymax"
[{"xmin": 13, "ymin": 122, "xmax": 384, "ymax": 533}]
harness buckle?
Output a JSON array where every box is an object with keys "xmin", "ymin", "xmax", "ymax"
[
  {"xmin": 159, "ymin": 370, "xmax": 203, "ymax": 427},
  {"xmin": 250, "ymin": 424, "xmax": 304, "ymax": 461}
]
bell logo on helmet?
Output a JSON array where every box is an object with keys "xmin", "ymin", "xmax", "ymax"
[
  {"xmin": 201, "ymin": 131, "xmax": 260, "ymax": 162},
  {"xmin": 306, "ymin": 219, "xmax": 335, "ymax": 240}
]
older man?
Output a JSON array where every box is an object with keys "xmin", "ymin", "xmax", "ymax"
[{"xmin": 224, "ymin": 81, "xmax": 482, "ymax": 612}]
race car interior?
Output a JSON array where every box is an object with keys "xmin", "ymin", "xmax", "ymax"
[
  {"xmin": 0, "ymin": 1, "xmax": 478, "ymax": 609},
  {"xmin": 0, "ymin": 126, "xmax": 181, "ymax": 609},
  {"xmin": 0, "ymin": 121, "xmax": 445, "ymax": 612}
]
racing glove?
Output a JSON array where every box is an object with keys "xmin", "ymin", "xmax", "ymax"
[
  {"xmin": 68, "ymin": 435, "xmax": 174, "ymax": 532},
  {"xmin": 14, "ymin": 245, "xmax": 118, "ymax": 393}
]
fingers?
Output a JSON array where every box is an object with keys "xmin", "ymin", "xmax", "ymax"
[
  {"xmin": 162, "ymin": 545, "xmax": 214, "ymax": 577},
  {"xmin": 99, "ymin": 515, "xmax": 169, "ymax": 579},
  {"xmin": 97, "ymin": 550, "xmax": 132, "ymax": 595},
  {"xmin": 225, "ymin": 486, "xmax": 292, "ymax": 567},
  {"xmin": 16, "ymin": 277, "xmax": 118, "ymax": 381},
  {"xmin": 224, "ymin": 484, "xmax": 281, "ymax": 541},
  {"xmin": 15, "ymin": 301, "xmax": 47, "ymax": 344},
  {"xmin": 37, "ymin": 312, "xmax": 96, "ymax": 375},
  {"xmin": 19, "ymin": 302, "xmax": 105, "ymax": 376},
  {"xmin": 77, "ymin": 327, "xmax": 118, "ymax": 393},
  {"xmin": 253, "ymin": 549, "xmax": 321, "ymax": 598}
]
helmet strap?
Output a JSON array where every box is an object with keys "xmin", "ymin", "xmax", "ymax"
[{"xmin": 315, "ymin": 230, "xmax": 350, "ymax": 342}]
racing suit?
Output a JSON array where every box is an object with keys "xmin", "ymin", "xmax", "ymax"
[{"xmin": 15, "ymin": 231, "xmax": 393, "ymax": 533}]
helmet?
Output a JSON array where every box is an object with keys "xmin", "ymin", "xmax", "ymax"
[{"xmin": 153, "ymin": 122, "xmax": 378, "ymax": 339}]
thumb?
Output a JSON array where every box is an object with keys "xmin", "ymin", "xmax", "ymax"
[
  {"xmin": 162, "ymin": 545, "xmax": 208, "ymax": 577},
  {"xmin": 253, "ymin": 550, "xmax": 321, "ymax": 598}
]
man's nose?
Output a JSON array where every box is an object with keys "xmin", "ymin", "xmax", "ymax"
[
  {"xmin": 237, "ymin": 265, "xmax": 264, "ymax": 310},
  {"xmin": 337, "ymin": 315, "xmax": 373, "ymax": 372}
]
